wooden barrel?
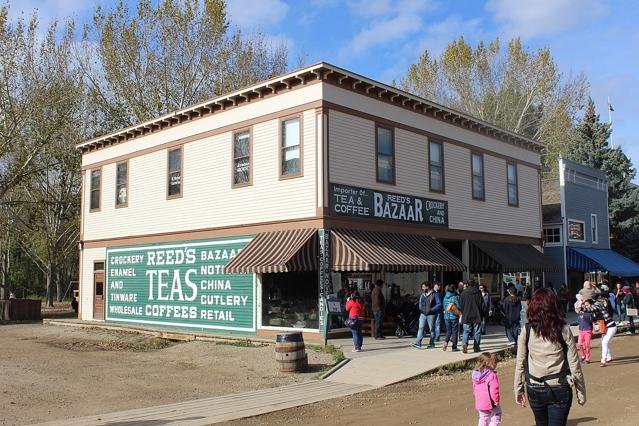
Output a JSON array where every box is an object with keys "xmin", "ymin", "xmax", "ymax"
[{"xmin": 275, "ymin": 332, "xmax": 307, "ymax": 373}]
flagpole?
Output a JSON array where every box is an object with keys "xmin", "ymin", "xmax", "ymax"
[{"xmin": 608, "ymin": 96, "xmax": 614, "ymax": 149}]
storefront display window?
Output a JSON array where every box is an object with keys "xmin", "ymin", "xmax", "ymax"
[{"xmin": 262, "ymin": 272, "xmax": 318, "ymax": 329}]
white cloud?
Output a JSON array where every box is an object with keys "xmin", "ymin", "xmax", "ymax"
[
  {"xmin": 486, "ymin": 0, "xmax": 606, "ymax": 39},
  {"xmin": 226, "ymin": 0, "xmax": 289, "ymax": 30},
  {"xmin": 338, "ymin": 0, "xmax": 434, "ymax": 59}
]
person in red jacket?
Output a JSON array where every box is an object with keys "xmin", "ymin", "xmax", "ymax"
[{"xmin": 345, "ymin": 292, "xmax": 366, "ymax": 352}]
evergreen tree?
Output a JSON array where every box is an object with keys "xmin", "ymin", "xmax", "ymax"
[{"xmin": 567, "ymin": 98, "xmax": 639, "ymax": 261}]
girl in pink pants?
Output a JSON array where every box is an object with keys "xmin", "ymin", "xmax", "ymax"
[{"xmin": 576, "ymin": 305, "xmax": 594, "ymax": 362}]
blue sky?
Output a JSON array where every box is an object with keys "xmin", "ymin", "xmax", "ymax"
[{"xmin": 7, "ymin": 0, "xmax": 639, "ymax": 182}]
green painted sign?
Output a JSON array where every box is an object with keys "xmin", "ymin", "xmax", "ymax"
[{"xmin": 105, "ymin": 236, "xmax": 255, "ymax": 333}]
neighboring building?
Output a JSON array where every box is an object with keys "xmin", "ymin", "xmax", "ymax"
[
  {"xmin": 542, "ymin": 158, "xmax": 639, "ymax": 294},
  {"xmin": 77, "ymin": 62, "xmax": 557, "ymax": 341}
]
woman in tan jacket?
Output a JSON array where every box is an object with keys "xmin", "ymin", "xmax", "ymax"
[{"xmin": 514, "ymin": 288, "xmax": 586, "ymax": 426}]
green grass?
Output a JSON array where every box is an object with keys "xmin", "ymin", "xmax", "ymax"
[
  {"xmin": 432, "ymin": 348, "xmax": 515, "ymax": 376},
  {"xmin": 306, "ymin": 343, "xmax": 346, "ymax": 364},
  {"xmin": 214, "ymin": 339, "xmax": 264, "ymax": 348}
]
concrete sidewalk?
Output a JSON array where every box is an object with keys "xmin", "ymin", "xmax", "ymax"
[{"xmin": 32, "ymin": 322, "xmax": 517, "ymax": 425}]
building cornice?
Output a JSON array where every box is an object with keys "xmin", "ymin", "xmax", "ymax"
[{"xmin": 77, "ymin": 62, "xmax": 545, "ymax": 154}]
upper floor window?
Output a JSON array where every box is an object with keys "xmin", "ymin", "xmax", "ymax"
[
  {"xmin": 471, "ymin": 152, "xmax": 485, "ymax": 200},
  {"xmin": 429, "ymin": 141, "xmax": 444, "ymax": 192},
  {"xmin": 376, "ymin": 125, "xmax": 394, "ymax": 183},
  {"xmin": 115, "ymin": 162, "xmax": 128, "ymax": 207},
  {"xmin": 568, "ymin": 219, "xmax": 585, "ymax": 242},
  {"xmin": 281, "ymin": 117, "xmax": 301, "ymax": 177},
  {"xmin": 507, "ymin": 162, "xmax": 518, "ymax": 206},
  {"xmin": 544, "ymin": 227, "xmax": 562, "ymax": 246},
  {"xmin": 233, "ymin": 130, "xmax": 251, "ymax": 186},
  {"xmin": 591, "ymin": 214, "xmax": 598, "ymax": 244},
  {"xmin": 90, "ymin": 169, "xmax": 101, "ymax": 211},
  {"xmin": 167, "ymin": 147, "xmax": 182, "ymax": 198}
]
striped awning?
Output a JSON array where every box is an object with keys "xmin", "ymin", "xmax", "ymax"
[
  {"xmin": 224, "ymin": 228, "xmax": 317, "ymax": 273},
  {"xmin": 331, "ymin": 228, "xmax": 466, "ymax": 272},
  {"xmin": 470, "ymin": 241, "xmax": 560, "ymax": 273}
]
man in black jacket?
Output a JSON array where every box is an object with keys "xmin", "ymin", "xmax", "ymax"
[{"xmin": 460, "ymin": 280, "xmax": 484, "ymax": 353}]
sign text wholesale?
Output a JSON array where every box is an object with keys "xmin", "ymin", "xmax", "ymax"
[{"xmin": 106, "ymin": 237, "xmax": 255, "ymax": 332}]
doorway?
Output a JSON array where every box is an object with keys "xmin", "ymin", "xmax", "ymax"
[{"xmin": 93, "ymin": 260, "xmax": 105, "ymax": 320}]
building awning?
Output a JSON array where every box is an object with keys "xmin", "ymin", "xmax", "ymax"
[
  {"xmin": 224, "ymin": 228, "xmax": 317, "ymax": 273},
  {"xmin": 331, "ymin": 229, "xmax": 466, "ymax": 272},
  {"xmin": 567, "ymin": 247, "xmax": 639, "ymax": 277},
  {"xmin": 470, "ymin": 241, "xmax": 561, "ymax": 273}
]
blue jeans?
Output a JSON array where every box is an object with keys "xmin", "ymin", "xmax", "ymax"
[
  {"xmin": 505, "ymin": 323, "xmax": 521, "ymax": 343},
  {"xmin": 444, "ymin": 318, "xmax": 458, "ymax": 349},
  {"xmin": 414, "ymin": 313, "xmax": 436, "ymax": 347},
  {"xmin": 616, "ymin": 304, "xmax": 626, "ymax": 322},
  {"xmin": 434, "ymin": 312, "xmax": 443, "ymax": 339},
  {"xmin": 527, "ymin": 383, "xmax": 573, "ymax": 426},
  {"xmin": 462, "ymin": 322, "xmax": 481, "ymax": 349},
  {"xmin": 480, "ymin": 317, "xmax": 487, "ymax": 334},
  {"xmin": 350, "ymin": 319, "xmax": 363, "ymax": 350},
  {"xmin": 373, "ymin": 311, "xmax": 384, "ymax": 337}
]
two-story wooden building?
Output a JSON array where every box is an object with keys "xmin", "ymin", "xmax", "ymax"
[{"xmin": 77, "ymin": 63, "xmax": 557, "ymax": 340}]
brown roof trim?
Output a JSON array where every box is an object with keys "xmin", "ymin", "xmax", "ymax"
[
  {"xmin": 81, "ymin": 214, "xmax": 541, "ymax": 249},
  {"xmin": 78, "ymin": 62, "xmax": 544, "ymax": 155}
]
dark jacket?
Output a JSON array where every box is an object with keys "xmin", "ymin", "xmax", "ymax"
[
  {"xmin": 371, "ymin": 286, "xmax": 385, "ymax": 312},
  {"xmin": 460, "ymin": 286, "xmax": 484, "ymax": 324},
  {"xmin": 480, "ymin": 291, "xmax": 492, "ymax": 316},
  {"xmin": 418, "ymin": 290, "xmax": 442, "ymax": 315},
  {"xmin": 501, "ymin": 296, "xmax": 521, "ymax": 327}
]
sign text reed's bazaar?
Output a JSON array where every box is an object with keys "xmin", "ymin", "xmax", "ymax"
[
  {"xmin": 331, "ymin": 184, "xmax": 448, "ymax": 226},
  {"xmin": 106, "ymin": 237, "xmax": 255, "ymax": 332}
]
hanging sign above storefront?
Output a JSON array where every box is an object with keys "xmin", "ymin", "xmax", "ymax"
[
  {"xmin": 331, "ymin": 183, "xmax": 448, "ymax": 227},
  {"xmin": 105, "ymin": 236, "xmax": 255, "ymax": 333}
]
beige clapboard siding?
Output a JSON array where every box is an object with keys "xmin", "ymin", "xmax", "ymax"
[
  {"xmin": 79, "ymin": 247, "xmax": 106, "ymax": 320},
  {"xmin": 83, "ymin": 110, "xmax": 316, "ymax": 241},
  {"xmin": 328, "ymin": 109, "xmax": 541, "ymax": 238},
  {"xmin": 81, "ymin": 83, "xmax": 322, "ymax": 167},
  {"xmin": 323, "ymin": 83, "xmax": 541, "ymax": 166}
]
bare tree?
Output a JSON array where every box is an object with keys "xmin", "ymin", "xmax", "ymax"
[{"xmin": 401, "ymin": 37, "xmax": 589, "ymax": 175}]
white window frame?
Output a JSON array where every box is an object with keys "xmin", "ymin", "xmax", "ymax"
[
  {"xmin": 591, "ymin": 214, "xmax": 598, "ymax": 244},
  {"xmin": 543, "ymin": 226, "xmax": 563, "ymax": 247},
  {"xmin": 567, "ymin": 219, "xmax": 586, "ymax": 242}
]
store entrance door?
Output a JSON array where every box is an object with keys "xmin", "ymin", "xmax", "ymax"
[{"xmin": 93, "ymin": 261, "xmax": 105, "ymax": 320}]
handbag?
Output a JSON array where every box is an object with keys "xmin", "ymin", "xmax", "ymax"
[
  {"xmin": 592, "ymin": 320, "xmax": 606, "ymax": 335},
  {"xmin": 446, "ymin": 301, "xmax": 462, "ymax": 317},
  {"xmin": 627, "ymin": 307, "xmax": 638, "ymax": 316},
  {"xmin": 344, "ymin": 317, "xmax": 358, "ymax": 329}
]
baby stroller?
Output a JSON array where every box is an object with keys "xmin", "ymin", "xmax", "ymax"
[{"xmin": 395, "ymin": 302, "xmax": 420, "ymax": 337}]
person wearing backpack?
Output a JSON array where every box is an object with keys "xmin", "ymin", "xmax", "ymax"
[
  {"xmin": 514, "ymin": 288, "xmax": 586, "ymax": 426},
  {"xmin": 412, "ymin": 282, "xmax": 442, "ymax": 349},
  {"xmin": 502, "ymin": 287, "xmax": 522, "ymax": 346},
  {"xmin": 442, "ymin": 284, "xmax": 462, "ymax": 352}
]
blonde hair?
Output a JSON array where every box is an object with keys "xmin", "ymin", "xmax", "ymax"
[{"xmin": 475, "ymin": 352, "xmax": 497, "ymax": 371}]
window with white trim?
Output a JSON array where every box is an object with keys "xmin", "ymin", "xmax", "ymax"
[
  {"xmin": 591, "ymin": 214, "xmax": 598, "ymax": 244},
  {"xmin": 471, "ymin": 152, "xmax": 485, "ymax": 200},
  {"xmin": 568, "ymin": 219, "xmax": 585, "ymax": 242},
  {"xmin": 543, "ymin": 227, "xmax": 562, "ymax": 245}
]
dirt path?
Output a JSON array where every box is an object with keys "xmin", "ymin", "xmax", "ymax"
[
  {"xmin": 230, "ymin": 334, "xmax": 639, "ymax": 426},
  {"xmin": 0, "ymin": 323, "xmax": 334, "ymax": 426}
]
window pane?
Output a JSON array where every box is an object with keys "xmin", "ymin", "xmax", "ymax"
[
  {"xmin": 507, "ymin": 163, "xmax": 517, "ymax": 184},
  {"xmin": 234, "ymin": 132, "xmax": 250, "ymax": 157},
  {"xmin": 568, "ymin": 221, "xmax": 584, "ymax": 240},
  {"xmin": 472, "ymin": 154, "xmax": 483, "ymax": 176},
  {"xmin": 377, "ymin": 127, "xmax": 393, "ymax": 155},
  {"xmin": 430, "ymin": 166, "xmax": 442, "ymax": 191},
  {"xmin": 473, "ymin": 176, "xmax": 484, "ymax": 199},
  {"xmin": 116, "ymin": 163, "xmax": 127, "ymax": 205},
  {"xmin": 377, "ymin": 154, "xmax": 393, "ymax": 182},
  {"xmin": 94, "ymin": 262, "xmax": 105, "ymax": 271},
  {"xmin": 95, "ymin": 281, "xmax": 103, "ymax": 296},
  {"xmin": 234, "ymin": 158, "xmax": 250, "ymax": 184},
  {"xmin": 168, "ymin": 149, "xmax": 181, "ymax": 196},
  {"xmin": 282, "ymin": 119, "xmax": 300, "ymax": 148},
  {"xmin": 508, "ymin": 184, "xmax": 518, "ymax": 205},
  {"xmin": 90, "ymin": 170, "xmax": 100, "ymax": 210},
  {"xmin": 282, "ymin": 146, "xmax": 300, "ymax": 175},
  {"xmin": 429, "ymin": 142, "xmax": 441, "ymax": 166}
]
